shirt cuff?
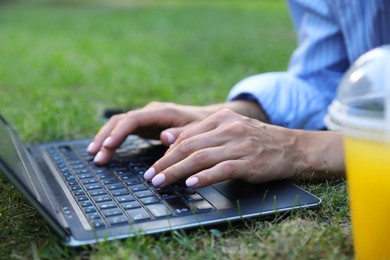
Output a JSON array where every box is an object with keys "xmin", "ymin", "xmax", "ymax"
[{"xmin": 227, "ymin": 72, "xmax": 333, "ymax": 130}]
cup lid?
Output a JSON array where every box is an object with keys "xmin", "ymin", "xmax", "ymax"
[{"xmin": 325, "ymin": 45, "xmax": 390, "ymax": 139}]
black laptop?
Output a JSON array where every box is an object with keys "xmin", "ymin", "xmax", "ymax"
[{"xmin": 0, "ymin": 115, "xmax": 321, "ymax": 246}]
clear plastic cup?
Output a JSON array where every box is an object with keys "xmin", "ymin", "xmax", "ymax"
[{"xmin": 326, "ymin": 45, "xmax": 390, "ymax": 259}]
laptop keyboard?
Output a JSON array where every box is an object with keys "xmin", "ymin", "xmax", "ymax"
[{"xmin": 47, "ymin": 136, "xmax": 215, "ymax": 229}]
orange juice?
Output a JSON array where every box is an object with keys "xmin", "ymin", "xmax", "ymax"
[{"xmin": 344, "ymin": 136, "xmax": 390, "ymax": 259}]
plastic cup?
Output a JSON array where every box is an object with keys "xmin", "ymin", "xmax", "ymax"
[{"xmin": 326, "ymin": 45, "xmax": 390, "ymax": 259}]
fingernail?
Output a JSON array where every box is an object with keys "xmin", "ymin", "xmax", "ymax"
[
  {"xmin": 186, "ymin": 177, "xmax": 199, "ymax": 187},
  {"xmin": 164, "ymin": 131, "xmax": 176, "ymax": 144},
  {"xmin": 102, "ymin": 136, "xmax": 113, "ymax": 147},
  {"xmin": 94, "ymin": 151, "xmax": 104, "ymax": 163},
  {"xmin": 87, "ymin": 142, "xmax": 97, "ymax": 153},
  {"xmin": 152, "ymin": 174, "xmax": 166, "ymax": 186},
  {"xmin": 144, "ymin": 167, "xmax": 156, "ymax": 180}
]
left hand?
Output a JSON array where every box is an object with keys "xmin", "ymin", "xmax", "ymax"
[{"xmin": 144, "ymin": 109, "xmax": 300, "ymax": 188}]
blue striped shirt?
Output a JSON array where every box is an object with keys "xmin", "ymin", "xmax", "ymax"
[{"xmin": 227, "ymin": 0, "xmax": 390, "ymax": 129}]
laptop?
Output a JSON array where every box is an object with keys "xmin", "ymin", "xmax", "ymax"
[{"xmin": 0, "ymin": 114, "xmax": 321, "ymax": 246}]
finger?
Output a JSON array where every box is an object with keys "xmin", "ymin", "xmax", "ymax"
[
  {"xmin": 91, "ymin": 108, "xmax": 183, "ymax": 164},
  {"xmin": 92, "ymin": 147, "xmax": 116, "ymax": 166},
  {"xmin": 161, "ymin": 118, "xmax": 212, "ymax": 147},
  {"xmin": 87, "ymin": 114, "xmax": 125, "ymax": 155},
  {"xmin": 185, "ymin": 159, "xmax": 247, "ymax": 188},
  {"xmin": 152, "ymin": 129, "xmax": 222, "ymax": 176},
  {"xmin": 147, "ymin": 120, "xmax": 236, "ymax": 182},
  {"xmin": 163, "ymin": 118, "xmax": 219, "ymax": 155},
  {"xmin": 151, "ymin": 143, "xmax": 241, "ymax": 187},
  {"xmin": 160, "ymin": 126, "xmax": 186, "ymax": 146}
]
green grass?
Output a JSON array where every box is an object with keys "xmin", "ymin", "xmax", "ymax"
[{"xmin": 0, "ymin": 1, "xmax": 353, "ymax": 259}]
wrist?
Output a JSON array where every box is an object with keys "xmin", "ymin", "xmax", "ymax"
[
  {"xmin": 295, "ymin": 130, "xmax": 345, "ymax": 181},
  {"xmin": 218, "ymin": 101, "xmax": 269, "ymax": 122}
]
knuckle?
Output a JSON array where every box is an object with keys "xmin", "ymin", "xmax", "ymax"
[
  {"xmin": 176, "ymin": 129, "xmax": 194, "ymax": 144},
  {"xmin": 109, "ymin": 114, "xmax": 124, "ymax": 123},
  {"xmin": 242, "ymin": 137, "xmax": 260, "ymax": 151},
  {"xmin": 214, "ymin": 108, "xmax": 234, "ymax": 120},
  {"xmin": 221, "ymin": 161, "xmax": 236, "ymax": 179},
  {"xmin": 192, "ymin": 150, "xmax": 210, "ymax": 164},
  {"xmin": 146, "ymin": 101, "xmax": 175, "ymax": 109},
  {"xmin": 178, "ymin": 138, "xmax": 195, "ymax": 154},
  {"xmin": 145, "ymin": 101, "xmax": 163, "ymax": 108},
  {"xmin": 221, "ymin": 121, "xmax": 247, "ymax": 136}
]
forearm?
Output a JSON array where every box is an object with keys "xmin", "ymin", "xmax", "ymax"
[{"xmin": 294, "ymin": 130, "xmax": 345, "ymax": 180}]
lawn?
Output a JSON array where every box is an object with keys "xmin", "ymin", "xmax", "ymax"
[{"xmin": 0, "ymin": 0, "xmax": 353, "ymax": 259}]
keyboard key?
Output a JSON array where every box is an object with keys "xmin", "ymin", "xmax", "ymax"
[
  {"xmin": 70, "ymin": 185, "xmax": 82, "ymax": 191},
  {"xmin": 115, "ymin": 170, "xmax": 135, "ymax": 176},
  {"xmin": 127, "ymin": 208, "xmax": 151, "ymax": 221},
  {"xmin": 192, "ymin": 200, "xmax": 214, "ymax": 212},
  {"xmin": 85, "ymin": 184, "xmax": 103, "ymax": 191},
  {"xmin": 133, "ymin": 190, "xmax": 153, "ymax": 198},
  {"xmin": 74, "ymin": 169, "xmax": 90, "ymax": 175},
  {"xmin": 90, "ymin": 189, "xmax": 107, "ymax": 196},
  {"xmin": 67, "ymin": 180, "xmax": 78, "ymax": 186},
  {"xmin": 80, "ymin": 200, "xmax": 93, "ymax": 207},
  {"xmin": 94, "ymin": 168, "xmax": 112, "ymax": 175},
  {"xmin": 122, "ymin": 201, "xmax": 141, "ymax": 210},
  {"xmin": 158, "ymin": 191, "xmax": 178, "ymax": 199},
  {"xmin": 106, "ymin": 183, "xmax": 125, "ymax": 191},
  {"xmin": 140, "ymin": 196, "xmax": 159, "ymax": 205},
  {"xmin": 183, "ymin": 193, "xmax": 203, "ymax": 202},
  {"xmin": 78, "ymin": 173, "xmax": 94, "ymax": 179},
  {"xmin": 83, "ymin": 206, "xmax": 97, "ymax": 214},
  {"xmin": 107, "ymin": 216, "xmax": 129, "ymax": 226},
  {"xmin": 102, "ymin": 178, "xmax": 119, "ymax": 185},
  {"xmin": 96, "ymin": 173, "xmax": 113, "ymax": 180},
  {"xmin": 93, "ymin": 195, "xmax": 112, "ymax": 203},
  {"xmin": 71, "ymin": 163, "xmax": 86, "ymax": 170},
  {"xmin": 90, "ymin": 220, "xmax": 106, "ymax": 228},
  {"xmin": 86, "ymin": 212, "xmax": 101, "ymax": 220},
  {"xmin": 73, "ymin": 190, "xmax": 86, "ymax": 196},
  {"xmin": 82, "ymin": 178, "xmax": 98, "ymax": 185},
  {"xmin": 116, "ymin": 195, "xmax": 135, "ymax": 203},
  {"xmin": 111, "ymin": 189, "xmax": 130, "ymax": 197},
  {"xmin": 125, "ymin": 180, "xmax": 141, "ymax": 186},
  {"xmin": 76, "ymin": 195, "xmax": 89, "ymax": 202},
  {"xmin": 129, "ymin": 184, "xmax": 147, "ymax": 192},
  {"xmin": 170, "ymin": 183, "xmax": 187, "ymax": 190},
  {"xmin": 147, "ymin": 204, "xmax": 172, "ymax": 218},
  {"xmin": 102, "ymin": 209, "xmax": 123, "ymax": 218},
  {"xmin": 65, "ymin": 175, "xmax": 76, "ymax": 181},
  {"xmin": 165, "ymin": 197, "xmax": 192, "ymax": 215},
  {"xmin": 98, "ymin": 202, "xmax": 117, "ymax": 210}
]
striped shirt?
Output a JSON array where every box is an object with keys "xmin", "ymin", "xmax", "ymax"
[{"xmin": 227, "ymin": 0, "xmax": 390, "ymax": 129}]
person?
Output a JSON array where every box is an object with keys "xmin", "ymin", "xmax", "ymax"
[{"xmin": 87, "ymin": 0, "xmax": 390, "ymax": 188}]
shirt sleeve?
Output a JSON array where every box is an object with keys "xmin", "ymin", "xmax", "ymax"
[
  {"xmin": 227, "ymin": 0, "xmax": 348, "ymax": 130},
  {"xmin": 227, "ymin": 72, "xmax": 334, "ymax": 130}
]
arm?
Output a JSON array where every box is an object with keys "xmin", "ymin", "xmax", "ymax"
[{"xmin": 144, "ymin": 109, "xmax": 345, "ymax": 188}]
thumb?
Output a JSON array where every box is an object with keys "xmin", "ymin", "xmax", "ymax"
[{"xmin": 160, "ymin": 127, "xmax": 185, "ymax": 146}]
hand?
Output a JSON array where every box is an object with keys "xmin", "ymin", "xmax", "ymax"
[
  {"xmin": 88, "ymin": 100, "xmax": 268, "ymax": 165},
  {"xmin": 144, "ymin": 109, "xmax": 302, "ymax": 188},
  {"xmin": 87, "ymin": 102, "xmax": 219, "ymax": 165}
]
